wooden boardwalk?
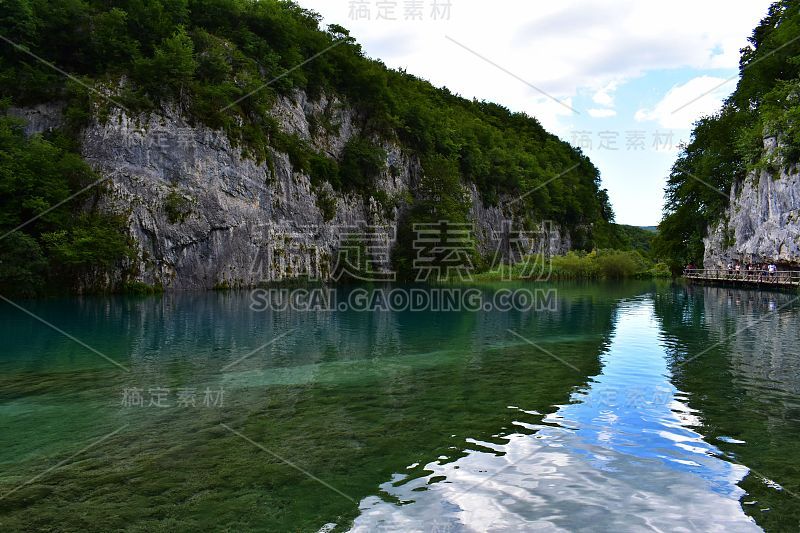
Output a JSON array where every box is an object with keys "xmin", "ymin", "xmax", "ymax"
[{"xmin": 683, "ymin": 268, "xmax": 800, "ymax": 288}]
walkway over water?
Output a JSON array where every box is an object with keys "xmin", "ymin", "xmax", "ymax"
[{"xmin": 684, "ymin": 268, "xmax": 800, "ymax": 288}]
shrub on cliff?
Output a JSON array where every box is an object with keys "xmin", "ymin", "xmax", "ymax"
[{"xmin": 0, "ymin": 110, "xmax": 131, "ymax": 295}]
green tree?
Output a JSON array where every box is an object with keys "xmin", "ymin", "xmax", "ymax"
[
  {"xmin": 0, "ymin": 110, "xmax": 131, "ymax": 295},
  {"xmin": 339, "ymin": 136, "xmax": 385, "ymax": 190},
  {"xmin": 135, "ymin": 26, "xmax": 197, "ymax": 100}
]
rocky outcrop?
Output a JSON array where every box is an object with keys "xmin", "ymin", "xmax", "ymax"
[
  {"xmin": 704, "ymin": 137, "xmax": 800, "ymax": 267},
  {"xmin": 7, "ymin": 103, "xmax": 66, "ymax": 137},
  {"xmin": 13, "ymin": 93, "xmax": 572, "ymax": 290}
]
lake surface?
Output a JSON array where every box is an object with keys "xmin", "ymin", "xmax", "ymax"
[{"xmin": 1, "ymin": 282, "xmax": 799, "ymax": 531}]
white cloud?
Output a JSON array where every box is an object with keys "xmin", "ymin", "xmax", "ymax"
[
  {"xmin": 525, "ymin": 96, "xmax": 577, "ymax": 132},
  {"xmin": 298, "ymin": 0, "xmax": 770, "ymax": 125},
  {"xmin": 592, "ymin": 82, "xmax": 618, "ymax": 107},
  {"xmin": 634, "ymin": 76, "xmax": 731, "ymax": 129},
  {"xmin": 588, "ymin": 108, "xmax": 617, "ymax": 118}
]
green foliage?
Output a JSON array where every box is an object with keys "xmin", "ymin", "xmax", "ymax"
[
  {"xmin": 472, "ymin": 249, "xmax": 669, "ymax": 282},
  {"xmin": 762, "ymin": 78, "xmax": 800, "ymax": 163},
  {"xmin": 339, "ymin": 136, "xmax": 385, "ymax": 191},
  {"xmin": 308, "ymin": 152, "xmax": 340, "ymax": 188},
  {"xmin": 591, "ymin": 221, "xmax": 625, "ymax": 250},
  {"xmin": 122, "ymin": 280, "xmax": 164, "ymax": 294},
  {"xmin": 213, "ymin": 279, "xmax": 231, "ymax": 290},
  {"xmin": 134, "ymin": 26, "xmax": 198, "ymax": 100},
  {"xmin": 589, "ymin": 222, "xmax": 658, "ymax": 260},
  {"xmin": 271, "ymin": 131, "xmax": 312, "ymax": 173},
  {"xmin": 549, "ymin": 252, "xmax": 601, "ymax": 280},
  {"xmin": 0, "ymin": 112, "xmax": 132, "ymax": 295},
  {"xmin": 647, "ymin": 261, "xmax": 672, "ymax": 278},
  {"xmin": 594, "ymin": 251, "xmax": 642, "ymax": 280},
  {"xmin": 163, "ymin": 189, "xmax": 193, "ymax": 224},
  {"xmin": 0, "ymin": 232, "xmax": 47, "ymax": 296},
  {"xmin": 91, "ymin": 8, "xmax": 141, "ymax": 69},
  {"xmin": 314, "ymin": 187, "xmax": 337, "ymax": 222},
  {"xmin": 549, "ymin": 250, "xmax": 659, "ymax": 280},
  {"xmin": 613, "ymin": 224, "xmax": 657, "ymax": 256},
  {"xmin": 392, "ymin": 154, "xmax": 478, "ymax": 279},
  {"xmin": 41, "ymin": 213, "xmax": 131, "ymax": 271},
  {"xmin": 656, "ymin": 0, "xmax": 800, "ymax": 266},
  {"xmin": 369, "ymin": 188, "xmax": 402, "ymax": 220}
]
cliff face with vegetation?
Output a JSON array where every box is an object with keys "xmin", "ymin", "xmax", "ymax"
[
  {"xmin": 0, "ymin": 0, "xmax": 612, "ymax": 294},
  {"xmin": 13, "ymin": 95, "xmax": 574, "ymax": 290},
  {"xmin": 656, "ymin": 0, "xmax": 800, "ymax": 269},
  {"xmin": 704, "ymin": 137, "xmax": 800, "ymax": 267}
]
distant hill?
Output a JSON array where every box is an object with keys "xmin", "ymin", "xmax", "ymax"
[{"xmin": 603, "ymin": 224, "xmax": 656, "ymax": 256}]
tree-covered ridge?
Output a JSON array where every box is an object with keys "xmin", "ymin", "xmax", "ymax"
[
  {"xmin": 0, "ymin": 0, "xmax": 617, "ymax": 292},
  {"xmin": 1, "ymin": 0, "xmax": 613, "ymax": 219},
  {"xmin": 655, "ymin": 0, "xmax": 800, "ymax": 268}
]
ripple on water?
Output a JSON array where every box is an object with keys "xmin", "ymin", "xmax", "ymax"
[{"xmin": 350, "ymin": 299, "xmax": 761, "ymax": 532}]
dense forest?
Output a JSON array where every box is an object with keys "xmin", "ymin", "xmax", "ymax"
[
  {"xmin": 654, "ymin": 0, "xmax": 800, "ymax": 269},
  {"xmin": 0, "ymin": 0, "xmax": 623, "ymax": 293}
]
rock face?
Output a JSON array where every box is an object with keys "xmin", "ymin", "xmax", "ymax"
[
  {"xmin": 8, "ymin": 103, "xmax": 65, "ymax": 137},
  {"xmin": 15, "ymin": 93, "xmax": 572, "ymax": 289},
  {"xmin": 704, "ymin": 137, "xmax": 800, "ymax": 267}
]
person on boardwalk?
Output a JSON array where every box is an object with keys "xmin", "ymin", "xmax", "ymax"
[{"xmin": 768, "ymin": 263, "xmax": 777, "ymax": 279}]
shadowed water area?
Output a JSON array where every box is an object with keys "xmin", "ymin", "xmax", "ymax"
[{"xmin": 1, "ymin": 282, "xmax": 799, "ymax": 531}]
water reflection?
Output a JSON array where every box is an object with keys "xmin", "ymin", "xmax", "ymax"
[
  {"xmin": 351, "ymin": 297, "xmax": 759, "ymax": 532},
  {"xmin": 2, "ymin": 284, "xmax": 797, "ymax": 531},
  {"xmin": 656, "ymin": 285, "xmax": 800, "ymax": 531}
]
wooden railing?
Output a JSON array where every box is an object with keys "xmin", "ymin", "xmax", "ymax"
[{"xmin": 683, "ymin": 268, "xmax": 800, "ymax": 286}]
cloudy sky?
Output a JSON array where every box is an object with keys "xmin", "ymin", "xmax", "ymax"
[{"xmin": 298, "ymin": 0, "xmax": 774, "ymax": 225}]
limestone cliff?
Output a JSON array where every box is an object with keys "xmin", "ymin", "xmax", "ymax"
[
  {"xmin": 704, "ymin": 137, "xmax": 800, "ymax": 268},
  {"xmin": 13, "ymin": 92, "xmax": 572, "ymax": 290}
]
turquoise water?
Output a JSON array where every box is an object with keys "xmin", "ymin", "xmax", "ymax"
[{"xmin": 0, "ymin": 282, "xmax": 798, "ymax": 531}]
